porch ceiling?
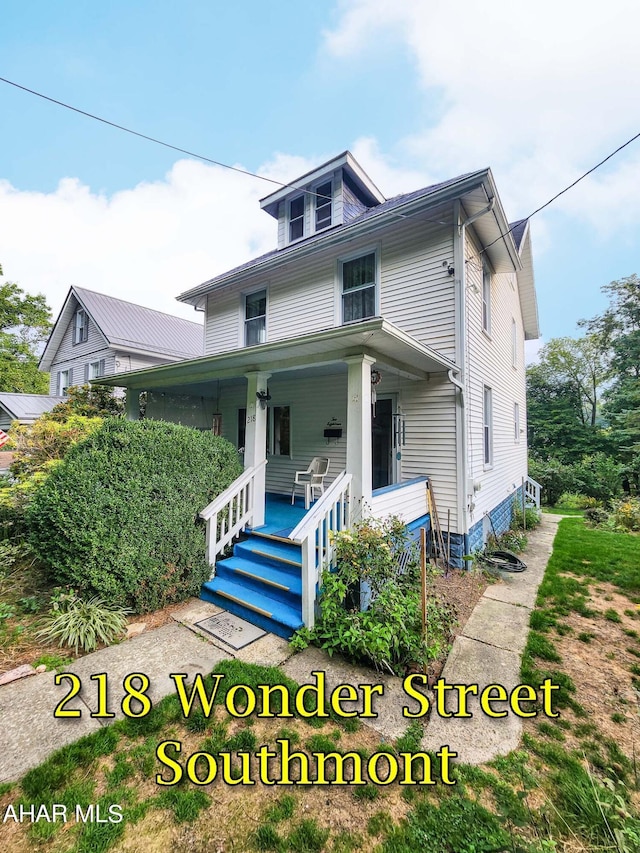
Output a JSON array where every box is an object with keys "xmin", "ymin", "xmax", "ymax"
[{"xmin": 100, "ymin": 318, "xmax": 457, "ymax": 393}]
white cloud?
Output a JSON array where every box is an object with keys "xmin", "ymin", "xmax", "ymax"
[
  {"xmin": 324, "ymin": 0, "xmax": 640, "ymax": 230},
  {"xmin": 0, "ymin": 159, "xmax": 288, "ymax": 319}
]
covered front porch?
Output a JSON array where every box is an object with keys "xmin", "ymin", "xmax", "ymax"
[{"xmin": 102, "ymin": 318, "xmax": 457, "ymax": 633}]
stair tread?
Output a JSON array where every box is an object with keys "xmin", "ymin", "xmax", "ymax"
[
  {"xmin": 216, "ymin": 556, "xmax": 302, "ymax": 594},
  {"xmin": 202, "ymin": 578, "xmax": 303, "ymax": 629},
  {"xmin": 236, "ymin": 537, "xmax": 302, "ymax": 566}
]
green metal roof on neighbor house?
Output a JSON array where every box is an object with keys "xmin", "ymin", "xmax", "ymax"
[{"xmin": 39, "ymin": 286, "xmax": 204, "ymax": 372}]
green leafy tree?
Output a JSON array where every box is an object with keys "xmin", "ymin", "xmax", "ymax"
[
  {"xmin": 0, "ymin": 279, "xmax": 52, "ymax": 393},
  {"xmin": 47, "ymin": 384, "xmax": 124, "ymax": 420},
  {"xmin": 582, "ymin": 274, "xmax": 640, "ymax": 491}
]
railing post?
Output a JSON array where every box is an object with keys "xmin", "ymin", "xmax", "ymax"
[{"xmin": 301, "ymin": 536, "xmax": 316, "ymax": 628}]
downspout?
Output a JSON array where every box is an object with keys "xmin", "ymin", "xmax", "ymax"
[{"xmin": 451, "ymin": 196, "xmax": 495, "ymax": 558}]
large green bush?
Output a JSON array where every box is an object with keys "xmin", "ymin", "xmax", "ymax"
[{"xmin": 26, "ymin": 419, "xmax": 242, "ymax": 612}]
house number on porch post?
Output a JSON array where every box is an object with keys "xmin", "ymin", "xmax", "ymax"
[{"xmin": 352, "ymin": 394, "xmax": 359, "ymax": 403}]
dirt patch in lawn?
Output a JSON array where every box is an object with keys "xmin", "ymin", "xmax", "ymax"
[{"xmin": 524, "ymin": 580, "xmax": 640, "ymax": 772}]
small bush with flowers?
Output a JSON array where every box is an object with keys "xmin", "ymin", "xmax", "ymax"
[
  {"xmin": 291, "ymin": 516, "xmax": 456, "ymax": 675},
  {"xmin": 609, "ymin": 497, "xmax": 640, "ymax": 532}
]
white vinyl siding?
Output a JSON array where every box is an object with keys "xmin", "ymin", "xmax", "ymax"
[
  {"xmin": 482, "ymin": 262, "xmax": 492, "ymax": 335},
  {"xmin": 464, "ymin": 232, "xmax": 528, "ymax": 527},
  {"xmin": 514, "ymin": 402, "xmax": 520, "ymax": 442}
]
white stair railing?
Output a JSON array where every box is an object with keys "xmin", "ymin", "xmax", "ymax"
[
  {"xmin": 524, "ymin": 476, "xmax": 541, "ymax": 509},
  {"xmin": 200, "ymin": 460, "xmax": 267, "ymax": 570},
  {"xmin": 288, "ymin": 470, "xmax": 352, "ymax": 629}
]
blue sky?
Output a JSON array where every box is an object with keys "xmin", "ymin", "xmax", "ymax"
[{"xmin": 1, "ymin": 0, "xmax": 639, "ymax": 360}]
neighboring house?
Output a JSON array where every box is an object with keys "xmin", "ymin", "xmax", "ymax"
[
  {"xmin": 101, "ymin": 151, "xmax": 540, "ymax": 638},
  {"xmin": 39, "ymin": 286, "xmax": 204, "ymax": 395},
  {"xmin": 0, "ymin": 392, "xmax": 66, "ymax": 431}
]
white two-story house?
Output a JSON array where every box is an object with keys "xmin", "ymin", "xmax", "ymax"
[{"xmin": 102, "ymin": 152, "xmax": 539, "ymax": 638}]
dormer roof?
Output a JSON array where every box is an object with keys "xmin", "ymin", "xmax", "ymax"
[{"xmin": 259, "ymin": 151, "xmax": 385, "ymax": 219}]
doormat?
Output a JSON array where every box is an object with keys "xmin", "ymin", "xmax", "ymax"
[{"xmin": 196, "ymin": 612, "xmax": 266, "ymax": 650}]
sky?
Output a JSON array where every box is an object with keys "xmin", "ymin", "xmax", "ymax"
[{"xmin": 1, "ymin": 0, "xmax": 639, "ymax": 363}]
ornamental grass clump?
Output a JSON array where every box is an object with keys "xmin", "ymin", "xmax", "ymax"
[{"xmin": 38, "ymin": 593, "xmax": 129, "ymax": 653}]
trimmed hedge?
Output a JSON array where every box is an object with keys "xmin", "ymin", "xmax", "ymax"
[{"xmin": 26, "ymin": 419, "xmax": 242, "ymax": 613}]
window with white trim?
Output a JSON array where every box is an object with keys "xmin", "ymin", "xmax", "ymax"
[
  {"xmin": 483, "ymin": 385, "xmax": 493, "ymax": 466},
  {"xmin": 314, "ymin": 180, "xmax": 332, "ymax": 230},
  {"xmin": 86, "ymin": 359, "xmax": 105, "ymax": 381},
  {"xmin": 73, "ymin": 309, "xmax": 88, "ymax": 344},
  {"xmin": 512, "ymin": 318, "xmax": 517, "ymax": 367},
  {"xmin": 482, "ymin": 263, "xmax": 491, "ymax": 334},
  {"xmin": 289, "ymin": 195, "xmax": 305, "ymax": 242},
  {"xmin": 57, "ymin": 369, "xmax": 71, "ymax": 395},
  {"xmin": 514, "ymin": 402, "xmax": 520, "ymax": 442},
  {"xmin": 341, "ymin": 252, "xmax": 377, "ymax": 324},
  {"xmin": 244, "ymin": 289, "xmax": 267, "ymax": 346},
  {"xmin": 237, "ymin": 405, "xmax": 290, "ymax": 456}
]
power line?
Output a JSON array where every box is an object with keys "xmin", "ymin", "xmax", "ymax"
[
  {"xmin": 2, "ymin": 74, "xmax": 639, "ymax": 231},
  {"xmin": 483, "ymin": 129, "xmax": 640, "ymax": 251},
  {"xmin": 0, "ymin": 75, "xmax": 328, "ymax": 200}
]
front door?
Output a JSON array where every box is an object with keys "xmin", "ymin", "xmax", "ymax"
[{"xmin": 372, "ymin": 396, "xmax": 397, "ymax": 490}]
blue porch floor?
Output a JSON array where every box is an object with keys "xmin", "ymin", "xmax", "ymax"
[{"xmin": 248, "ymin": 492, "xmax": 312, "ymax": 538}]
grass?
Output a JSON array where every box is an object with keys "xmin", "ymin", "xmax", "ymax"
[{"xmin": 5, "ymin": 517, "xmax": 640, "ymax": 853}]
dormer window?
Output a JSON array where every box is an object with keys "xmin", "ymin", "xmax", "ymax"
[
  {"xmin": 289, "ymin": 196, "xmax": 305, "ymax": 242},
  {"xmin": 315, "ymin": 181, "xmax": 332, "ymax": 230},
  {"xmin": 73, "ymin": 308, "xmax": 88, "ymax": 345}
]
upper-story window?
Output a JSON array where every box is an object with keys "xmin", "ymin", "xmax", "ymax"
[
  {"xmin": 86, "ymin": 359, "xmax": 105, "ymax": 381},
  {"xmin": 57, "ymin": 368, "xmax": 71, "ymax": 395},
  {"xmin": 289, "ymin": 196, "xmax": 305, "ymax": 242},
  {"xmin": 315, "ymin": 181, "xmax": 332, "ymax": 230},
  {"xmin": 244, "ymin": 289, "xmax": 267, "ymax": 346},
  {"xmin": 73, "ymin": 308, "xmax": 88, "ymax": 344},
  {"xmin": 482, "ymin": 262, "xmax": 491, "ymax": 335},
  {"xmin": 341, "ymin": 252, "xmax": 377, "ymax": 324}
]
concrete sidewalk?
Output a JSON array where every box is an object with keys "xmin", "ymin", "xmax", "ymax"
[{"xmin": 0, "ymin": 515, "xmax": 561, "ymax": 782}]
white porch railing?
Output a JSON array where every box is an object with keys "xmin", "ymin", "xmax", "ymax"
[
  {"xmin": 289, "ymin": 470, "xmax": 352, "ymax": 629},
  {"xmin": 200, "ymin": 460, "xmax": 267, "ymax": 569},
  {"xmin": 525, "ymin": 476, "xmax": 541, "ymax": 509}
]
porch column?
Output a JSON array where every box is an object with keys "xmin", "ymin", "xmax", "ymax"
[
  {"xmin": 344, "ymin": 354, "xmax": 376, "ymax": 513},
  {"xmin": 124, "ymin": 388, "xmax": 140, "ymax": 421},
  {"xmin": 244, "ymin": 371, "xmax": 271, "ymax": 528}
]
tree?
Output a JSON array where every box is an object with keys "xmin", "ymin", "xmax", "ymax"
[
  {"xmin": 0, "ymin": 280, "xmax": 52, "ymax": 393},
  {"xmin": 526, "ymin": 335, "xmax": 608, "ymax": 463},
  {"xmin": 582, "ymin": 274, "xmax": 640, "ymax": 490}
]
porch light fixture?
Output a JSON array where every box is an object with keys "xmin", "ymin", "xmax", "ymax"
[{"xmin": 256, "ymin": 390, "xmax": 272, "ymax": 409}]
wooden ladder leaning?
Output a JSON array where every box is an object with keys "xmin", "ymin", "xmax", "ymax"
[{"xmin": 426, "ymin": 480, "xmax": 448, "ymax": 571}]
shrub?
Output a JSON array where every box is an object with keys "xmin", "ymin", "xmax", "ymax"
[
  {"xmin": 293, "ymin": 516, "xmax": 456, "ymax": 674},
  {"xmin": 512, "ymin": 505, "xmax": 541, "ymax": 530},
  {"xmin": 37, "ymin": 594, "xmax": 129, "ymax": 653},
  {"xmin": 609, "ymin": 497, "xmax": 640, "ymax": 532},
  {"xmin": 8, "ymin": 415, "xmax": 103, "ymax": 481},
  {"xmin": 26, "ymin": 419, "xmax": 242, "ymax": 612},
  {"xmin": 556, "ymin": 492, "xmax": 599, "ymax": 510}
]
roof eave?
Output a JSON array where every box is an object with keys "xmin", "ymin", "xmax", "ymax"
[{"xmin": 179, "ymin": 168, "xmax": 491, "ymax": 306}]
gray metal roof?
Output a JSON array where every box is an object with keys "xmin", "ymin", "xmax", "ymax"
[
  {"xmin": 40, "ymin": 287, "xmax": 204, "ymax": 371},
  {"xmin": 73, "ymin": 287, "xmax": 204, "ymax": 357},
  {"xmin": 0, "ymin": 393, "xmax": 66, "ymax": 421},
  {"xmin": 178, "ymin": 170, "xmax": 482, "ymax": 304}
]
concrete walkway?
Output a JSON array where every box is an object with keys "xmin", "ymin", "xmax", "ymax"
[{"xmin": 0, "ymin": 515, "xmax": 561, "ymax": 782}]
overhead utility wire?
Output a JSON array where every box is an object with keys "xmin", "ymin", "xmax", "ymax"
[
  {"xmin": 2, "ymin": 76, "xmax": 638, "ymax": 222},
  {"xmin": 0, "ymin": 75, "xmax": 330, "ymax": 200},
  {"xmin": 483, "ymin": 129, "xmax": 640, "ymax": 251}
]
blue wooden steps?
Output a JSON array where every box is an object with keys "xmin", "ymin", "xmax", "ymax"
[{"xmin": 200, "ymin": 530, "xmax": 304, "ymax": 640}]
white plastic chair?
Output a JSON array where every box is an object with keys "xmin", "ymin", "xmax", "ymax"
[{"xmin": 291, "ymin": 457, "xmax": 330, "ymax": 509}]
